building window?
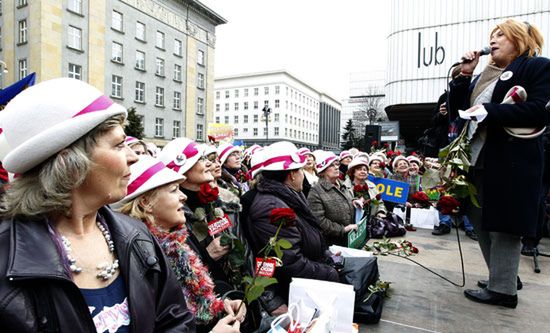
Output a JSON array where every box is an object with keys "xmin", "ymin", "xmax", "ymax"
[
  {"xmin": 215, "ymin": 104, "xmax": 220, "ymax": 112},
  {"xmin": 156, "ymin": 31, "xmax": 165, "ymax": 49},
  {"xmin": 254, "ymin": 88, "xmax": 259, "ymax": 96},
  {"xmin": 135, "ymin": 51, "xmax": 145, "ymax": 70},
  {"xmin": 174, "ymin": 39, "xmax": 182, "ymax": 56},
  {"xmin": 234, "ymin": 128, "xmax": 239, "ymax": 136},
  {"xmin": 234, "ymin": 89, "xmax": 239, "ymax": 98},
  {"xmin": 253, "ymin": 115, "xmax": 258, "ymax": 123},
  {"xmin": 234, "ymin": 102, "xmax": 239, "ymax": 111},
  {"xmin": 135, "ymin": 81, "xmax": 145, "ymax": 103},
  {"xmin": 155, "ymin": 87, "xmax": 164, "ymax": 107},
  {"xmin": 274, "ymin": 127, "xmax": 279, "ymax": 136},
  {"xmin": 155, "ymin": 58, "xmax": 165, "ymax": 76},
  {"xmin": 197, "ymin": 73, "xmax": 204, "ymax": 89},
  {"xmin": 275, "ymin": 99, "xmax": 280, "ymax": 108},
  {"xmin": 112, "ymin": 11, "xmax": 123, "ymax": 32},
  {"xmin": 136, "ymin": 22, "xmax": 146, "ymax": 41},
  {"xmin": 173, "ymin": 120, "xmax": 181, "ymax": 138},
  {"xmin": 18, "ymin": 20, "xmax": 28, "ymax": 44},
  {"xmin": 197, "ymin": 49, "xmax": 205, "ymax": 66},
  {"xmin": 254, "ymin": 101, "xmax": 258, "ymax": 110},
  {"xmin": 215, "ymin": 116, "xmax": 220, "ymax": 123},
  {"xmin": 18, "ymin": 59, "xmax": 27, "ymax": 79},
  {"xmin": 275, "ymin": 85, "xmax": 280, "ymax": 94},
  {"xmin": 225, "ymin": 90, "xmax": 229, "ymax": 98},
  {"xmin": 264, "ymin": 87, "xmax": 269, "ymax": 95},
  {"xmin": 197, "ymin": 97, "xmax": 204, "ymax": 115},
  {"xmin": 155, "ymin": 118, "xmax": 164, "ymax": 137},
  {"xmin": 111, "ymin": 42, "xmax": 123, "ymax": 63},
  {"xmin": 253, "ymin": 128, "xmax": 258, "ymax": 136},
  {"xmin": 67, "ymin": 26, "xmax": 82, "ymax": 50},
  {"xmin": 196, "ymin": 124, "xmax": 204, "ymax": 141},
  {"xmin": 111, "ymin": 75, "xmax": 122, "ymax": 98},
  {"xmin": 224, "ymin": 116, "xmax": 229, "ymax": 123},
  {"xmin": 173, "ymin": 91, "xmax": 181, "ymax": 110},
  {"xmin": 243, "ymin": 128, "xmax": 248, "ymax": 133},
  {"xmin": 68, "ymin": 0, "xmax": 82, "ymax": 14},
  {"xmin": 17, "ymin": 0, "xmax": 28, "ymax": 6},
  {"xmin": 174, "ymin": 64, "xmax": 182, "ymax": 81},
  {"xmin": 234, "ymin": 115, "xmax": 239, "ymax": 124},
  {"xmin": 68, "ymin": 63, "xmax": 82, "ymax": 80},
  {"xmin": 224, "ymin": 103, "xmax": 229, "ymax": 111},
  {"xmin": 244, "ymin": 102, "xmax": 248, "ymax": 110},
  {"xmin": 244, "ymin": 115, "xmax": 248, "ymax": 123},
  {"xmin": 216, "ymin": 91, "xmax": 220, "ymax": 99},
  {"xmin": 263, "ymin": 128, "xmax": 267, "ymax": 136},
  {"xmin": 244, "ymin": 88, "xmax": 249, "ymax": 97},
  {"xmin": 274, "ymin": 113, "xmax": 279, "ymax": 122},
  {"xmin": 264, "ymin": 100, "xmax": 269, "ymax": 107}
]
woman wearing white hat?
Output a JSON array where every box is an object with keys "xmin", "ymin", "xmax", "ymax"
[
  {"xmin": 308, "ymin": 151, "xmax": 358, "ymax": 246},
  {"xmin": 117, "ymin": 156, "xmax": 244, "ymax": 333},
  {"xmin": 245, "ymin": 142, "xmax": 340, "ymax": 316},
  {"xmin": 217, "ymin": 143, "xmax": 249, "ymax": 196},
  {"xmin": 297, "ymin": 147, "xmax": 318, "ymax": 197},
  {"xmin": 346, "ymin": 157, "xmax": 387, "ymax": 219},
  {"xmin": 159, "ymin": 139, "xmax": 247, "ymax": 296},
  {"xmin": 125, "ymin": 136, "xmax": 148, "ymax": 156},
  {"xmin": 0, "ymin": 78, "xmax": 194, "ymax": 331}
]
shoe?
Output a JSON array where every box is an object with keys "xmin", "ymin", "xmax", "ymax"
[
  {"xmin": 405, "ymin": 224, "xmax": 416, "ymax": 231},
  {"xmin": 465, "ymin": 229, "xmax": 478, "ymax": 241},
  {"xmin": 521, "ymin": 245, "xmax": 537, "ymax": 257},
  {"xmin": 464, "ymin": 288, "xmax": 517, "ymax": 308},
  {"xmin": 477, "ymin": 276, "xmax": 522, "ymax": 291},
  {"xmin": 432, "ymin": 224, "xmax": 451, "ymax": 235}
]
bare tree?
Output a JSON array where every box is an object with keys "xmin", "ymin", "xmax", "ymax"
[{"xmin": 350, "ymin": 86, "xmax": 387, "ymax": 135}]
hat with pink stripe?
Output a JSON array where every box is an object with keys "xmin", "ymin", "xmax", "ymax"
[
  {"xmin": 125, "ymin": 136, "xmax": 143, "ymax": 147},
  {"xmin": 339, "ymin": 150, "xmax": 352, "ymax": 160},
  {"xmin": 217, "ymin": 143, "xmax": 241, "ymax": 165},
  {"xmin": 0, "ymin": 78, "xmax": 127, "ymax": 174},
  {"xmin": 313, "ymin": 150, "xmax": 338, "ymax": 173},
  {"xmin": 158, "ymin": 138, "xmax": 205, "ymax": 175},
  {"xmin": 244, "ymin": 144, "xmax": 262, "ymax": 158},
  {"xmin": 248, "ymin": 141, "xmax": 305, "ymax": 177},
  {"xmin": 116, "ymin": 155, "xmax": 184, "ymax": 205},
  {"xmin": 297, "ymin": 147, "xmax": 314, "ymax": 157}
]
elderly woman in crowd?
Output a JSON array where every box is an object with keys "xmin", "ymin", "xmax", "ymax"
[
  {"xmin": 448, "ymin": 19, "xmax": 550, "ymax": 307},
  {"xmin": 217, "ymin": 143, "xmax": 249, "ymax": 196},
  {"xmin": 308, "ymin": 151, "xmax": 358, "ymax": 246},
  {"xmin": 368, "ymin": 154, "xmax": 386, "ymax": 178},
  {"xmin": 117, "ymin": 156, "xmax": 244, "ymax": 333},
  {"xmin": 345, "ymin": 157, "xmax": 387, "ymax": 219},
  {"xmin": 125, "ymin": 136, "xmax": 149, "ymax": 156},
  {"xmin": 297, "ymin": 147, "xmax": 318, "ymax": 197},
  {"xmin": 245, "ymin": 142, "xmax": 340, "ymax": 316},
  {"xmin": 0, "ymin": 78, "xmax": 194, "ymax": 331}
]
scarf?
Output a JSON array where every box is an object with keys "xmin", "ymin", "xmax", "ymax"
[{"xmin": 145, "ymin": 221, "xmax": 224, "ymax": 324}]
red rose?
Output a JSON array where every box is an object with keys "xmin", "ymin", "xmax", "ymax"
[
  {"xmin": 198, "ymin": 183, "xmax": 219, "ymax": 204},
  {"xmin": 437, "ymin": 195, "xmax": 461, "ymax": 215},
  {"xmin": 379, "ymin": 162, "xmax": 386, "ymax": 169},
  {"xmin": 383, "ymin": 143, "xmax": 389, "ymax": 148},
  {"xmin": 411, "ymin": 191, "xmax": 430, "ymax": 205},
  {"xmin": 371, "ymin": 140, "xmax": 378, "ymax": 146},
  {"xmin": 353, "ymin": 184, "xmax": 364, "ymax": 193},
  {"xmin": 269, "ymin": 208, "xmax": 297, "ymax": 228},
  {"xmin": 375, "ymin": 193, "xmax": 382, "ymax": 201}
]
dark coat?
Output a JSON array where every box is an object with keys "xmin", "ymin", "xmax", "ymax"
[
  {"xmin": 0, "ymin": 207, "xmax": 195, "ymax": 332},
  {"xmin": 246, "ymin": 178, "xmax": 339, "ymax": 305},
  {"xmin": 448, "ymin": 55, "xmax": 550, "ymax": 237}
]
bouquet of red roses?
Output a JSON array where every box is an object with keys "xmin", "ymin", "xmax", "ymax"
[
  {"xmin": 197, "ymin": 183, "xmax": 219, "ymax": 205},
  {"xmin": 436, "ymin": 195, "xmax": 461, "ymax": 215},
  {"xmin": 410, "ymin": 191, "xmax": 432, "ymax": 208},
  {"xmin": 353, "ymin": 184, "xmax": 370, "ymax": 200}
]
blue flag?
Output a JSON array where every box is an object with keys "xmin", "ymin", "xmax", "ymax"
[
  {"xmin": 0, "ymin": 73, "xmax": 36, "ymax": 107},
  {"xmin": 367, "ymin": 175, "xmax": 410, "ymax": 204}
]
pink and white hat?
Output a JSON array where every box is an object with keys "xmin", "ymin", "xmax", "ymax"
[
  {"xmin": 348, "ymin": 157, "xmax": 370, "ymax": 171},
  {"xmin": 0, "ymin": 78, "xmax": 127, "ymax": 174},
  {"xmin": 217, "ymin": 143, "xmax": 241, "ymax": 165},
  {"xmin": 369, "ymin": 154, "xmax": 385, "ymax": 165},
  {"xmin": 314, "ymin": 151, "xmax": 338, "ymax": 173},
  {"xmin": 339, "ymin": 150, "xmax": 352, "ymax": 161},
  {"xmin": 125, "ymin": 136, "xmax": 142, "ymax": 146},
  {"xmin": 297, "ymin": 147, "xmax": 314, "ymax": 157},
  {"xmin": 116, "ymin": 155, "xmax": 184, "ymax": 205},
  {"xmin": 203, "ymin": 144, "xmax": 217, "ymax": 157},
  {"xmin": 243, "ymin": 144, "xmax": 262, "ymax": 158},
  {"xmin": 392, "ymin": 155, "xmax": 410, "ymax": 170},
  {"xmin": 158, "ymin": 138, "xmax": 205, "ymax": 175},
  {"xmin": 248, "ymin": 141, "xmax": 306, "ymax": 176},
  {"xmin": 372, "ymin": 151, "xmax": 388, "ymax": 163},
  {"xmin": 248, "ymin": 148, "xmax": 266, "ymax": 179},
  {"xmin": 406, "ymin": 155, "xmax": 423, "ymax": 167}
]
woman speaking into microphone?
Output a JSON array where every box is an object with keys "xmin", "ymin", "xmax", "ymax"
[{"xmin": 448, "ymin": 19, "xmax": 550, "ymax": 308}]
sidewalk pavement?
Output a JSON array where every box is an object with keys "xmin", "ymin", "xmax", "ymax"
[{"xmin": 360, "ymin": 228, "xmax": 550, "ymax": 333}]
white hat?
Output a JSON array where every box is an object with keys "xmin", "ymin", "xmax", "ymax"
[
  {"xmin": 314, "ymin": 151, "xmax": 338, "ymax": 174},
  {"xmin": 145, "ymin": 142, "xmax": 159, "ymax": 157},
  {"xmin": 249, "ymin": 141, "xmax": 305, "ymax": 176},
  {"xmin": 158, "ymin": 138, "xmax": 205, "ymax": 175},
  {"xmin": 369, "ymin": 154, "xmax": 385, "ymax": 165},
  {"xmin": 372, "ymin": 151, "xmax": 388, "ymax": 163},
  {"xmin": 116, "ymin": 155, "xmax": 184, "ymax": 205},
  {"xmin": 244, "ymin": 144, "xmax": 262, "ymax": 158},
  {"xmin": 125, "ymin": 136, "xmax": 142, "ymax": 146},
  {"xmin": 248, "ymin": 147, "xmax": 266, "ymax": 179},
  {"xmin": 348, "ymin": 157, "xmax": 370, "ymax": 171},
  {"xmin": 407, "ymin": 155, "xmax": 423, "ymax": 167},
  {"xmin": 392, "ymin": 155, "xmax": 409, "ymax": 170},
  {"xmin": 339, "ymin": 150, "xmax": 352, "ymax": 160},
  {"xmin": 203, "ymin": 144, "xmax": 217, "ymax": 157},
  {"xmin": 354, "ymin": 152, "xmax": 370, "ymax": 160},
  {"xmin": 297, "ymin": 147, "xmax": 314, "ymax": 157},
  {"xmin": 217, "ymin": 143, "xmax": 240, "ymax": 165},
  {"xmin": 0, "ymin": 78, "xmax": 127, "ymax": 174}
]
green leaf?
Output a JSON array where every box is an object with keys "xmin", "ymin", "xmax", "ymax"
[
  {"xmin": 274, "ymin": 245, "xmax": 283, "ymax": 259},
  {"xmin": 246, "ymin": 285, "xmax": 265, "ymax": 304},
  {"xmin": 277, "ymin": 239, "xmax": 292, "ymax": 250},
  {"xmin": 256, "ymin": 276, "xmax": 278, "ymax": 288}
]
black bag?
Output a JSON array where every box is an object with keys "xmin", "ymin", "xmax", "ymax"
[
  {"xmin": 367, "ymin": 213, "xmax": 406, "ymax": 239},
  {"xmin": 339, "ymin": 257, "xmax": 384, "ymax": 324}
]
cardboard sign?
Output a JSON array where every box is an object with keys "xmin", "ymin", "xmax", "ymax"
[
  {"xmin": 347, "ymin": 216, "xmax": 368, "ymax": 249},
  {"xmin": 255, "ymin": 258, "xmax": 277, "ymax": 277},
  {"xmin": 207, "ymin": 214, "xmax": 233, "ymax": 236},
  {"xmin": 367, "ymin": 175, "xmax": 410, "ymax": 204}
]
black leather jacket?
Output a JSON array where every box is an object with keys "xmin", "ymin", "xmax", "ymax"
[{"xmin": 0, "ymin": 207, "xmax": 195, "ymax": 332}]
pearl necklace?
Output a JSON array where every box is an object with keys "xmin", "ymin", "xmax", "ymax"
[{"xmin": 60, "ymin": 221, "xmax": 120, "ymax": 281}]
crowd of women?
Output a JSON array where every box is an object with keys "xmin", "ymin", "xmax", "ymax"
[{"xmin": 0, "ymin": 17, "xmax": 548, "ymax": 332}]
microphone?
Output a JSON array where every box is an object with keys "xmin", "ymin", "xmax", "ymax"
[{"xmin": 452, "ymin": 46, "xmax": 491, "ymax": 67}]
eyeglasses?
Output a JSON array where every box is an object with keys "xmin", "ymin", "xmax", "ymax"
[{"xmin": 330, "ymin": 162, "xmax": 340, "ymax": 168}]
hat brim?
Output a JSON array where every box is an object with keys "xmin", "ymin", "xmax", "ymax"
[
  {"xmin": 219, "ymin": 147, "xmax": 240, "ymax": 165},
  {"xmin": 117, "ymin": 167, "xmax": 185, "ymax": 205}
]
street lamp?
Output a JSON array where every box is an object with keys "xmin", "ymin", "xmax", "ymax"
[{"xmin": 262, "ymin": 105, "xmax": 271, "ymax": 143}]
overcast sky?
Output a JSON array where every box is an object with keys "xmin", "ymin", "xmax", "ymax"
[{"xmin": 201, "ymin": 0, "xmax": 390, "ymax": 101}]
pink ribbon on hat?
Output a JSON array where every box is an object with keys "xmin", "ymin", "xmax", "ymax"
[
  {"xmin": 72, "ymin": 95, "xmax": 114, "ymax": 118},
  {"xmin": 127, "ymin": 161, "xmax": 165, "ymax": 196},
  {"xmin": 165, "ymin": 142, "xmax": 199, "ymax": 173},
  {"xmin": 317, "ymin": 156, "xmax": 337, "ymax": 170},
  {"xmin": 248, "ymin": 154, "xmax": 306, "ymax": 176},
  {"xmin": 219, "ymin": 145, "xmax": 235, "ymax": 161}
]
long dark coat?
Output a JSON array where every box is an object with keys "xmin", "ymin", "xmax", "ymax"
[{"xmin": 448, "ymin": 55, "xmax": 550, "ymax": 237}]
